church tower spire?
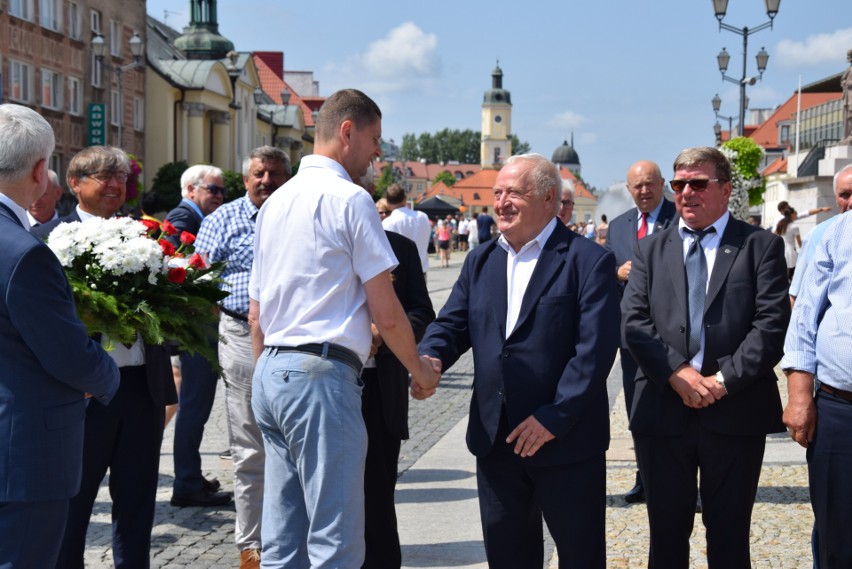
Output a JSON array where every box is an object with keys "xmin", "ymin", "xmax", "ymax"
[{"xmin": 480, "ymin": 61, "xmax": 512, "ymax": 170}]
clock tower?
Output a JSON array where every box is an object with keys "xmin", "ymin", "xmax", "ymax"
[{"xmin": 481, "ymin": 62, "xmax": 512, "ymax": 170}]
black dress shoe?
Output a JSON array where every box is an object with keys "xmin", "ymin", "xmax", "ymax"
[
  {"xmin": 202, "ymin": 477, "xmax": 221, "ymax": 493},
  {"xmin": 170, "ymin": 490, "xmax": 232, "ymax": 508},
  {"xmin": 624, "ymin": 481, "xmax": 646, "ymax": 504}
]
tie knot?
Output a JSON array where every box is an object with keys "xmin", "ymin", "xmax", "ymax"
[{"xmin": 684, "ymin": 226, "xmax": 715, "ymax": 244}]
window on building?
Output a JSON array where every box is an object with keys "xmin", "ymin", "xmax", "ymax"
[
  {"xmin": 49, "ymin": 154, "xmax": 62, "ymax": 180},
  {"xmin": 779, "ymin": 124, "xmax": 790, "ymax": 145},
  {"xmin": 39, "ymin": 0, "xmax": 62, "ymax": 31},
  {"xmin": 90, "ymin": 9, "xmax": 101, "ymax": 34},
  {"xmin": 68, "ymin": 2, "xmax": 81, "ymax": 39},
  {"xmin": 10, "ymin": 61, "xmax": 33, "ymax": 103},
  {"xmin": 110, "ymin": 20, "xmax": 122, "ymax": 57},
  {"xmin": 134, "ymin": 97, "xmax": 144, "ymax": 131},
  {"xmin": 68, "ymin": 77, "xmax": 82, "ymax": 115},
  {"xmin": 91, "ymin": 51, "xmax": 102, "ymax": 87},
  {"xmin": 110, "ymin": 90, "xmax": 120, "ymax": 126},
  {"xmin": 41, "ymin": 69, "xmax": 63, "ymax": 110},
  {"xmin": 9, "ymin": 0, "xmax": 33, "ymax": 21}
]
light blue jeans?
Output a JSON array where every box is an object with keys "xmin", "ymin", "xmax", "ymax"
[{"xmin": 252, "ymin": 348, "xmax": 367, "ymax": 569}]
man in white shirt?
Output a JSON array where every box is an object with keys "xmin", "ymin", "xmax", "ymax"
[
  {"xmin": 248, "ymin": 89, "xmax": 440, "ymax": 568},
  {"xmin": 383, "ymin": 183, "xmax": 432, "ymax": 273}
]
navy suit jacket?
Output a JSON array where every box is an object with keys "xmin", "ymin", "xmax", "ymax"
[
  {"xmin": 419, "ymin": 221, "xmax": 620, "ymax": 467},
  {"xmin": 372, "ymin": 232, "xmax": 435, "ymax": 440},
  {"xmin": 622, "ymin": 216, "xmax": 790, "ymax": 436},
  {"xmin": 164, "ymin": 200, "xmax": 203, "ymax": 247},
  {"xmin": 0, "ymin": 203, "xmax": 119, "ymax": 502}
]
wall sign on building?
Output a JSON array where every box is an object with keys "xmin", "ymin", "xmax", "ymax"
[{"xmin": 88, "ymin": 103, "xmax": 106, "ymax": 146}]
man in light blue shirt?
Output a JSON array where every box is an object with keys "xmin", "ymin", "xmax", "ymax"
[
  {"xmin": 789, "ymin": 165, "xmax": 852, "ymax": 301},
  {"xmin": 782, "ymin": 207, "xmax": 852, "ymax": 567}
]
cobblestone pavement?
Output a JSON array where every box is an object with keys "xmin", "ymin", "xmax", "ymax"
[{"xmin": 81, "ymin": 250, "xmax": 814, "ymax": 568}]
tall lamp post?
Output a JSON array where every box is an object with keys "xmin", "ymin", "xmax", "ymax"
[
  {"xmin": 712, "ymin": 0, "xmax": 778, "ymax": 134},
  {"xmin": 92, "ymin": 31, "xmax": 145, "ymax": 148},
  {"xmin": 712, "ymin": 93, "xmax": 735, "ymax": 143}
]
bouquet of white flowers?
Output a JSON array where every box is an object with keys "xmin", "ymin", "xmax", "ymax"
[{"xmin": 47, "ymin": 217, "xmax": 228, "ymax": 364}]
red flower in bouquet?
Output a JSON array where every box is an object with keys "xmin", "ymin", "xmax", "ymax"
[
  {"xmin": 161, "ymin": 219, "xmax": 177, "ymax": 236},
  {"xmin": 141, "ymin": 219, "xmax": 160, "ymax": 235},
  {"xmin": 188, "ymin": 252, "xmax": 206, "ymax": 269},
  {"xmin": 160, "ymin": 239, "xmax": 176, "ymax": 256},
  {"xmin": 180, "ymin": 231, "xmax": 196, "ymax": 245},
  {"xmin": 167, "ymin": 266, "xmax": 187, "ymax": 284}
]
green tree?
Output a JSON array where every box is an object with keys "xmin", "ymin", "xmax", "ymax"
[
  {"xmin": 399, "ymin": 128, "xmax": 530, "ymax": 164},
  {"xmin": 433, "ymin": 170, "xmax": 457, "ymax": 187},
  {"xmin": 222, "ymin": 169, "xmax": 245, "ymax": 203},
  {"xmin": 400, "ymin": 133, "xmax": 419, "ymax": 161},
  {"xmin": 722, "ymin": 137, "xmax": 766, "ymax": 212},
  {"xmin": 374, "ymin": 164, "xmax": 398, "ymax": 199},
  {"xmin": 150, "ymin": 160, "xmax": 188, "ymax": 211},
  {"xmin": 511, "ymin": 135, "xmax": 531, "ymax": 155}
]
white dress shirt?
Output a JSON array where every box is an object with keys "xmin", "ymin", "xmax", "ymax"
[{"xmin": 383, "ymin": 206, "xmax": 432, "ymax": 272}]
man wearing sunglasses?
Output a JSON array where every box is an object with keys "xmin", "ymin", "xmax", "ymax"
[
  {"xmin": 622, "ymin": 146, "xmax": 790, "ymax": 568},
  {"xmin": 165, "ymin": 164, "xmax": 233, "ymax": 509}
]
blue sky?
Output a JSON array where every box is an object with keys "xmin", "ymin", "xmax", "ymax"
[{"xmin": 147, "ymin": 1, "xmax": 851, "ymax": 190}]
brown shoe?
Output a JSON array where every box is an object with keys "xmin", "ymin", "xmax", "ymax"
[{"xmin": 239, "ymin": 548, "xmax": 261, "ymax": 569}]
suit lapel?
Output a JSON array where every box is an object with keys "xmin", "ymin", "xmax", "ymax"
[
  {"xmin": 663, "ymin": 229, "xmax": 688, "ymax": 320},
  {"xmin": 705, "ymin": 219, "xmax": 745, "ymax": 310},
  {"xmin": 509, "ymin": 225, "xmax": 568, "ymax": 339},
  {"xmin": 0, "ymin": 202, "xmax": 23, "ymax": 227},
  {"xmin": 484, "ymin": 243, "xmax": 509, "ymax": 341}
]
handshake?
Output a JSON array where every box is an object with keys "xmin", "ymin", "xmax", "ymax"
[{"xmin": 410, "ymin": 355, "xmax": 442, "ymax": 400}]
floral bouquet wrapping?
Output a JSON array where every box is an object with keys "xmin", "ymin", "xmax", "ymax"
[{"xmin": 47, "ymin": 217, "xmax": 228, "ymax": 365}]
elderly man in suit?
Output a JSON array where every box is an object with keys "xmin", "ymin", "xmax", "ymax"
[
  {"xmin": 419, "ymin": 153, "xmax": 620, "ymax": 568},
  {"xmin": 35, "ymin": 146, "xmax": 179, "ymax": 568},
  {"xmin": 26, "ymin": 168, "xmax": 63, "ymax": 227},
  {"xmin": 165, "ymin": 164, "xmax": 231, "ymax": 508},
  {"xmin": 0, "ymin": 104, "xmax": 120, "ymax": 569},
  {"xmin": 622, "ymin": 146, "xmax": 790, "ymax": 568},
  {"xmin": 605, "ymin": 160, "xmax": 677, "ymax": 503}
]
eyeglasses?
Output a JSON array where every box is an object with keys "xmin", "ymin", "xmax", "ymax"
[
  {"xmin": 84, "ymin": 171, "xmax": 128, "ymax": 184},
  {"xmin": 561, "ymin": 199, "xmax": 574, "ymax": 207},
  {"xmin": 200, "ymin": 184, "xmax": 227, "ymax": 196},
  {"xmin": 670, "ymin": 178, "xmax": 723, "ymax": 193},
  {"xmin": 378, "ymin": 210, "xmax": 390, "ymax": 217}
]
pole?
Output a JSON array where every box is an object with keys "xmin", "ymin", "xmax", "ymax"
[
  {"xmin": 795, "ymin": 75, "xmax": 802, "ymax": 161},
  {"xmin": 739, "ymin": 27, "xmax": 749, "ymax": 135},
  {"xmin": 115, "ymin": 66, "xmax": 123, "ymax": 148}
]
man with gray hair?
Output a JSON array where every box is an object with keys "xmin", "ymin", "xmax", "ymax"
[
  {"xmin": 194, "ymin": 146, "xmax": 290, "ymax": 569},
  {"xmin": 26, "ymin": 168, "xmax": 63, "ymax": 227},
  {"xmin": 419, "ymin": 153, "xmax": 619, "ymax": 568},
  {"xmin": 0, "ymin": 104, "xmax": 120, "ymax": 569},
  {"xmin": 558, "ymin": 178, "xmax": 575, "ymax": 225},
  {"xmin": 167, "ymin": 163, "xmax": 231, "ymax": 508}
]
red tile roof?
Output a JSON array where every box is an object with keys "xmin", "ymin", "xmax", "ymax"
[
  {"xmin": 418, "ymin": 169, "xmax": 499, "ymax": 207},
  {"xmin": 252, "ymin": 52, "xmax": 320, "ymax": 127},
  {"xmin": 749, "ymin": 92, "xmax": 841, "ymax": 149},
  {"xmin": 558, "ymin": 166, "xmax": 596, "ymax": 201},
  {"xmin": 761, "ymin": 156, "xmax": 787, "ymax": 176}
]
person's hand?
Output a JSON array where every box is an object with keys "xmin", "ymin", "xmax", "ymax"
[
  {"xmin": 668, "ymin": 364, "xmax": 720, "ymax": 408},
  {"xmin": 410, "ymin": 355, "xmax": 440, "ymax": 399},
  {"xmin": 506, "ymin": 415, "xmax": 555, "ymax": 457},
  {"xmin": 617, "ymin": 260, "xmax": 632, "ymax": 282},
  {"xmin": 783, "ymin": 371, "xmax": 817, "ymax": 448},
  {"xmin": 369, "ymin": 323, "xmax": 383, "ymax": 357}
]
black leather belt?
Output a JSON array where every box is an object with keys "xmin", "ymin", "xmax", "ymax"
[
  {"xmin": 220, "ymin": 306, "xmax": 248, "ymax": 322},
  {"xmin": 819, "ymin": 384, "xmax": 852, "ymax": 403},
  {"xmin": 267, "ymin": 342, "xmax": 363, "ymax": 373}
]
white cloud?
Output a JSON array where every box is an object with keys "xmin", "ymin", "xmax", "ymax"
[
  {"xmin": 552, "ymin": 111, "xmax": 587, "ymax": 129},
  {"xmin": 776, "ymin": 27, "xmax": 852, "ymax": 68},
  {"xmin": 325, "ymin": 22, "xmax": 440, "ymax": 95}
]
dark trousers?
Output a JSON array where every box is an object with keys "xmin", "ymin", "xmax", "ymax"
[
  {"xmin": 360, "ymin": 367, "xmax": 403, "ymax": 569},
  {"xmin": 0, "ymin": 499, "xmax": 68, "ymax": 568},
  {"xmin": 56, "ymin": 366, "xmax": 164, "ymax": 569},
  {"xmin": 476, "ymin": 411, "xmax": 605, "ymax": 569},
  {"xmin": 173, "ymin": 348, "xmax": 219, "ymax": 495},
  {"xmin": 620, "ymin": 348, "xmax": 639, "ymax": 417},
  {"xmin": 808, "ymin": 389, "xmax": 852, "ymax": 568},
  {"xmin": 634, "ymin": 413, "xmax": 766, "ymax": 569}
]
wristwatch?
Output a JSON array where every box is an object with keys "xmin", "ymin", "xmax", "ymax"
[{"xmin": 715, "ymin": 371, "xmax": 728, "ymax": 394}]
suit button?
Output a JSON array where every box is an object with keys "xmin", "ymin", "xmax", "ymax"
[
  {"xmin": 679, "ymin": 326, "xmax": 685, "ymax": 333},
  {"xmin": 502, "ymin": 351, "xmax": 509, "ymax": 359},
  {"xmin": 497, "ymin": 389, "xmax": 504, "ymax": 396}
]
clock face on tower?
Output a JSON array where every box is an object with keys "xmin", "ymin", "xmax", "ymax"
[{"xmin": 494, "ymin": 115, "xmax": 502, "ymax": 123}]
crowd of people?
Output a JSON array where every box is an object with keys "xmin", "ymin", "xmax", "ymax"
[{"xmin": 2, "ymin": 90, "xmax": 852, "ymax": 569}]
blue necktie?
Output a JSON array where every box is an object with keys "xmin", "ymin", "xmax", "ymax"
[{"xmin": 684, "ymin": 227, "xmax": 715, "ymax": 358}]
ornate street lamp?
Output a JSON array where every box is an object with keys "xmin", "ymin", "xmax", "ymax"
[
  {"xmin": 92, "ymin": 31, "xmax": 145, "ymax": 147},
  {"xmin": 712, "ymin": 1, "xmax": 781, "ymax": 133},
  {"xmin": 712, "ymin": 93, "xmax": 734, "ymax": 143}
]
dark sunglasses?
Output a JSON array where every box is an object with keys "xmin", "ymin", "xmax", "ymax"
[
  {"xmin": 200, "ymin": 184, "xmax": 227, "ymax": 196},
  {"xmin": 670, "ymin": 178, "xmax": 723, "ymax": 193}
]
